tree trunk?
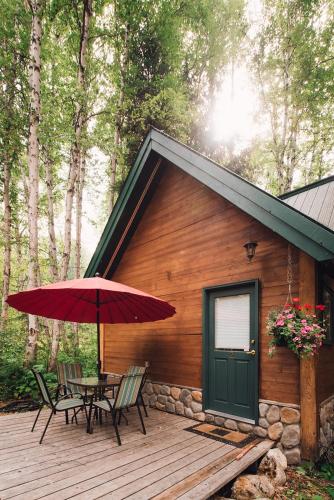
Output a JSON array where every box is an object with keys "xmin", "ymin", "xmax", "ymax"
[
  {"xmin": 44, "ymin": 153, "xmax": 63, "ymax": 371},
  {"xmin": 25, "ymin": 0, "xmax": 42, "ymax": 367},
  {"xmin": 44, "ymin": 155, "xmax": 58, "ymax": 281},
  {"xmin": 109, "ymin": 16, "xmax": 129, "ymax": 203},
  {"xmin": 60, "ymin": 0, "xmax": 92, "ymax": 281},
  {"xmin": 1, "ymin": 155, "xmax": 11, "ymax": 332},
  {"xmin": 73, "ymin": 149, "xmax": 87, "ymax": 351},
  {"xmin": 109, "ymin": 127, "xmax": 120, "ymax": 212}
]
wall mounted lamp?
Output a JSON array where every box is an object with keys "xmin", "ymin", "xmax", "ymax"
[{"xmin": 243, "ymin": 241, "xmax": 258, "ymax": 262}]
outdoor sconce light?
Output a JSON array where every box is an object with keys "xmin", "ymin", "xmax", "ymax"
[{"xmin": 244, "ymin": 241, "xmax": 257, "ymax": 262}]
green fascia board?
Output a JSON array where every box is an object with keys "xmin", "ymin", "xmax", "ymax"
[
  {"xmin": 85, "ymin": 132, "xmax": 153, "ymax": 278},
  {"xmin": 85, "ymin": 128, "xmax": 334, "ymax": 277}
]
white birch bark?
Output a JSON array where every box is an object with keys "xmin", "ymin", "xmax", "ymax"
[
  {"xmin": 60, "ymin": 0, "xmax": 92, "ymax": 281},
  {"xmin": 24, "ymin": 0, "xmax": 42, "ymax": 366}
]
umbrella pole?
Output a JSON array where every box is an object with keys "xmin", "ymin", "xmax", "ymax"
[{"xmin": 96, "ymin": 289, "xmax": 102, "ymax": 379}]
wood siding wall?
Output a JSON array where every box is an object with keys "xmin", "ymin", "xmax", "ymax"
[{"xmin": 103, "ymin": 161, "xmax": 300, "ymax": 405}]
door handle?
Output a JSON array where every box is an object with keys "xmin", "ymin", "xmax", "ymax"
[{"xmin": 246, "ymin": 350, "xmax": 256, "ymax": 356}]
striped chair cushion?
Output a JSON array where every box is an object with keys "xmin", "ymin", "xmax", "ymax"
[
  {"xmin": 114, "ymin": 374, "xmax": 143, "ymax": 409},
  {"xmin": 55, "ymin": 398, "xmax": 85, "ymax": 411},
  {"xmin": 127, "ymin": 366, "xmax": 146, "ymax": 375},
  {"xmin": 35, "ymin": 371, "xmax": 52, "ymax": 406},
  {"xmin": 93, "ymin": 399, "xmax": 115, "ymax": 412},
  {"xmin": 57, "ymin": 363, "xmax": 83, "ymax": 395}
]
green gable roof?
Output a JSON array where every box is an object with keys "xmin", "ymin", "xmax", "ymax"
[{"xmin": 85, "ymin": 128, "xmax": 334, "ymax": 278}]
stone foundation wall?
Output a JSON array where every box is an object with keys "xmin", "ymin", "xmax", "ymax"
[
  {"xmin": 320, "ymin": 395, "xmax": 334, "ymax": 451},
  {"xmin": 142, "ymin": 381, "xmax": 301, "ymax": 464}
]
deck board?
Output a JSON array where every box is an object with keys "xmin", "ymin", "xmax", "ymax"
[{"xmin": 0, "ymin": 408, "xmax": 273, "ymax": 499}]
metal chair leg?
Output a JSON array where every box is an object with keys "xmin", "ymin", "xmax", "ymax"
[
  {"xmin": 31, "ymin": 406, "xmax": 42, "ymax": 432},
  {"xmin": 140, "ymin": 394, "xmax": 148, "ymax": 417},
  {"xmin": 40, "ymin": 410, "xmax": 54, "ymax": 444},
  {"xmin": 136, "ymin": 402, "xmax": 146, "ymax": 435},
  {"xmin": 112, "ymin": 410, "xmax": 121, "ymax": 446},
  {"xmin": 87, "ymin": 400, "xmax": 93, "ymax": 433}
]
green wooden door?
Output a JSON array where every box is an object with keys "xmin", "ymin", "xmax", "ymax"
[{"xmin": 203, "ymin": 281, "xmax": 259, "ymax": 422}]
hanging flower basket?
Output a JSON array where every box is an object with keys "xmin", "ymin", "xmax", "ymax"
[{"xmin": 267, "ymin": 298, "xmax": 326, "ymax": 358}]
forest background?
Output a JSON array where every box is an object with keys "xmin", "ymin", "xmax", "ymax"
[{"xmin": 1, "ymin": 0, "xmax": 334, "ymax": 400}]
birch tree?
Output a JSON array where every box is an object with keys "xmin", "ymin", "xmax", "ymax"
[
  {"xmin": 60, "ymin": 0, "xmax": 92, "ymax": 282},
  {"xmin": 24, "ymin": 0, "xmax": 43, "ymax": 366}
]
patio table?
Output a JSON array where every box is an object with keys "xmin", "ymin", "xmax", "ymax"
[{"xmin": 67, "ymin": 376, "xmax": 121, "ymax": 433}]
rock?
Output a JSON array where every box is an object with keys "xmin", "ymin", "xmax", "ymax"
[
  {"xmin": 153, "ymin": 384, "xmax": 161, "ymax": 394},
  {"xmin": 192, "ymin": 390, "xmax": 202, "ymax": 402},
  {"xmin": 156, "ymin": 402, "xmax": 165, "ymax": 411},
  {"xmin": 238, "ymin": 422, "xmax": 254, "ymax": 433},
  {"xmin": 259, "ymin": 450, "xmax": 287, "ymax": 486},
  {"xmin": 232, "ymin": 474, "xmax": 275, "ymax": 499},
  {"xmin": 268, "ymin": 422, "xmax": 284, "ymax": 441},
  {"xmin": 142, "ymin": 393, "xmax": 149, "ymax": 405},
  {"xmin": 266, "ymin": 405, "xmax": 280, "ymax": 424},
  {"xmin": 157, "ymin": 395, "xmax": 167, "ymax": 405},
  {"xmin": 280, "ymin": 407, "xmax": 300, "ymax": 424},
  {"xmin": 180, "ymin": 389, "xmax": 192, "ymax": 407},
  {"xmin": 160, "ymin": 385, "xmax": 171, "ymax": 396},
  {"xmin": 148, "ymin": 394, "xmax": 157, "ymax": 406},
  {"xmin": 259, "ymin": 418, "xmax": 269, "ymax": 429},
  {"xmin": 284, "ymin": 446, "xmax": 301, "ymax": 465},
  {"xmin": 184, "ymin": 407, "xmax": 193, "ymax": 419},
  {"xmin": 194, "ymin": 412, "xmax": 205, "ymax": 421},
  {"xmin": 170, "ymin": 387, "xmax": 181, "ymax": 400},
  {"xmin": 259, "ymin": 403, "xmax": 269, "ymax": 417},
  {"xmin": 144, "ymin": 382, "xmax": 154, "ymax": 395},
  {"xmin": 254, "ymin": 426, "xmax": 267, "ymax": 438},
  {"xmin": 281, "ymin": 424, "xmax": 300, "ymax": 449},
  {"xmin": 266, "ymin": 449, "xmax": 287, "ymax": 470},
  {"xmin": 215, "ymin": 416, "xmax": 225, "ymax": 426},
  {"xmin": 167, "ymin": 396, "xmax": 175, "ymax": 403},
  {"xmin": 191, "ymin": 401, "xmax": 202, "ymax": 414},
  {"xmin": 166, "ymin": 402, "xmax": 175, "ymax": 413},
  {"xmin": 225, "ymin": 419, "xmax": 238, "ymax": 431},
  {"xmin": 205, "ymin": 413, "xmax": 215, "ymax": 423},
  {"xmin": 175, "ymin": 401, "xmax": 184, "ymax": 415}
]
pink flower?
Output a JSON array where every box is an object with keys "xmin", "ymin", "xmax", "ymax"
[
  {"xmin": 301, "ymin": 319, "xmax": 307, "ymax": 324},
  {"xmin": 287, "ymin": 314, "xmax": 294, "ymax": 319},
  {"xmin": 276, "ymin": 320, "xmax": 284, "ymax": 326}
]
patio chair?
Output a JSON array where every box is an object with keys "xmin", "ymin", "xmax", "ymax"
[
  {"xmin": 31, "ymin": 369, "xmax": 88, "ymax": 444},
  {"xmin": 56, "ymin": 362, "xmax": 83, "ymax": 397},
  {"xmin": 127, "ymin": 365, "xmax": 148, "ymax": 417},
  {"xmin": 88, "ymin": 372, "xmax": 146, "ymax": 445}
]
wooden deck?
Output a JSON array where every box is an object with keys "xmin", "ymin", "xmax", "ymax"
[{"xmin": 0, "ymin": 408, "xmax": 273, "ymax": 499}]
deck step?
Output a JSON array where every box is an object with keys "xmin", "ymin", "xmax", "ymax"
[{"xmin": 152, "ymin": 439, "xmax": 274, "ymax": 500}]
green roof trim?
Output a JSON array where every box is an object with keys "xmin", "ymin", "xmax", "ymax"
[{"xmin": 85, "ymin": 128, "xmax": 334, "ymax": 278}]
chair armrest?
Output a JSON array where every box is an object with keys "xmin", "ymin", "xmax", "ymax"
[{"xmin": 56, "ymin": 383, "xmax": 74, "ymax": 398}]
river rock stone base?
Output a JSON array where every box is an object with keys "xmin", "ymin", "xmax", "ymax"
[
  {"xmin": 320, "ymin": 395, "xmax": 334, "ymax": 451},
  {"xmin": 142, "ymin": 382, "xmax": 301, "ymax": 464},
  {"xmin": 232, "ymin": 448, "xmax": 287, "ymax": 499}
]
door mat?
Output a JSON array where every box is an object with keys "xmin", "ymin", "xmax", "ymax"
[{"xmin": 184, "ymin": 423, "xmax": 257, "ymax": 448}]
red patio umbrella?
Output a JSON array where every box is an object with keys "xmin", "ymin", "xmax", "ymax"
[{"xmin": 6, "ymin": 275, "xmax": 176, "ymax": 378}]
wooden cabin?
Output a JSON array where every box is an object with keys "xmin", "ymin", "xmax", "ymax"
[{"xmin": 86, "ymin": 129, "xmax": 334, "ymax": 464}]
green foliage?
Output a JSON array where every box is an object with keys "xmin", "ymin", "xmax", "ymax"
[{"xmin": 0, "ymin": 362, "xmax": 57, "ymax": 401}]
